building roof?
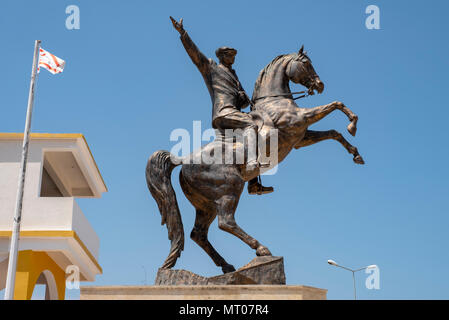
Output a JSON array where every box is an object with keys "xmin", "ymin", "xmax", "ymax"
[{"xmin": 0, "ymin": 133, "xmax": 107, "ymax": 193}]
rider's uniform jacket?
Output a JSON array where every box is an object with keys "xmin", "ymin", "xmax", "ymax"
[{"xmin": 179, "ymin": 30, "xmax": 250, "ymax": 128}]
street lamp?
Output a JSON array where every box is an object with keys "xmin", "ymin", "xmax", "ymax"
[{"xmin": 327, "ymin": 259, "xmax": 377, "ymax": 300}]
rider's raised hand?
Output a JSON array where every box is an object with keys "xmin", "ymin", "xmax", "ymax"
[{"xmin": 170, "ymin": 16, "xmax": 184, "ymax": 34}]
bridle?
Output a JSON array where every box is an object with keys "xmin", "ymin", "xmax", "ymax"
[{"xmin": 250, "ymin": 55, "xmax": 316, "ymax": 107}]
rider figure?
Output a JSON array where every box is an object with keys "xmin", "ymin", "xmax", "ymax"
[{"xmin": 170, "ymin": 16, "xmax": 273, "ymax": 195}]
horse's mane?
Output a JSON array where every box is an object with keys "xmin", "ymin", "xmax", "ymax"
[{"xmin": 253, "ymin": 54, "xmax": 295, "ymax": 94}]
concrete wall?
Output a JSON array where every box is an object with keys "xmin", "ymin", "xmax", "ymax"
[
  {"xmin": 0, "ymin": 138, "xmax": 100, "ymax": 280},
  {"xmin": 0, "ymin": 137, "xmax": 101, "ymax": 263}
]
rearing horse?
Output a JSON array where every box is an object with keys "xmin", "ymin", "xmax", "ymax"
[{"xmin": 146, "ymin": 46, "xmax": 364, "ymax": 273}]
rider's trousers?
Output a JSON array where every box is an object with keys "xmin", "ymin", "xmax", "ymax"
[{"xmin": 213, "ymin": 111, "xmax": 258, "ymax": 165}]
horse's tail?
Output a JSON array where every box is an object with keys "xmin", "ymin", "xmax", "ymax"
[{"xmin": 146, "ymin": 150, "xmax": 184, "ymax": 269}]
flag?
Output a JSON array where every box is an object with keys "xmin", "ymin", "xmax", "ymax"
[{"xmin": 38, "ymin": 48, "xmax": 65, "ymax": 74}]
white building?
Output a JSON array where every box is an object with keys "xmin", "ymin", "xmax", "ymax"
[{"xmin": 0, "ymin": 133, "xmax": 107, "ymax": 299}]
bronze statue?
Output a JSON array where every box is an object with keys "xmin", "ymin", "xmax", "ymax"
[
  {"xmin": 146, "ymin": 17, "xmax": 364, "ymax": 274},
  {"xmin": 170, "ymin": 17, "xmax": 273, "ymax": 195}
]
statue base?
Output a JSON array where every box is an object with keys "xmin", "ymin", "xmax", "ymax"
[
  {"xmin": 80, "ymin": 256, "xmax": 327, "ymax": 300},
  {"xmin": 155, "ymin": 256, "xmax": 286, "ymax": 285},
  {"xmin": 80, "ymin": 284, "xmax": 327, "ymax": 300}
]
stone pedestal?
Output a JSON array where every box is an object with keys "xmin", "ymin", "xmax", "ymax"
[
  {"xmin": 80, "ymin": 285, "xmax": 327, "ymax": 300},
  {"xmin": 155, "ymin": 256, "xmax": 286, "ymax": 285},
  {"xmin": 80, "ymin": 256, "xmax": 327, "ymax": 300}
]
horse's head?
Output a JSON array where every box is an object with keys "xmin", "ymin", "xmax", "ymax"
[{"xmin": 287, "ymin": 45, "xmax": 324, "ymax": 95}]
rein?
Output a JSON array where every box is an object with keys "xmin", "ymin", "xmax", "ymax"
[
  {"xmin": 250, "ymin": 90, "xmax": 310, "ymax": 109},
  {"xmin": 252, "ymin": 90, "xmax": 309, "ymax": 102}
]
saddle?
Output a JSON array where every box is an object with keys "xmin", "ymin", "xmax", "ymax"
[{"xmin": 214, "ymin": 109, "xmax": 274, "ymax": 140}]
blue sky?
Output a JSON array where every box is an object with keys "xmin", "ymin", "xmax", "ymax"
[{"xmin": 1, "ymin": 0, "xmax": 448, "ymax": 299}]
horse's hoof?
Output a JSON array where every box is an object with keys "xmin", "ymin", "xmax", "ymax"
[
  {"xmin": 222, "ymin": 264, "xmax": 236, "ymax": 274},
  {"xmin": 347, "ymin": 122, "xmax": 357, "ymax": 136},
  {"xmin": 256, "ymin": 245, "xmax": 272, "ymax": 256},
  {"xmin": 353, "ymin": 155, "xmax": 365, "ymax": 165}
]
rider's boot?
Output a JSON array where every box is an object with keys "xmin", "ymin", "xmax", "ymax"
[{"xmin": 248, "ymin": 177, "xmax": 274, "ymax": 195}]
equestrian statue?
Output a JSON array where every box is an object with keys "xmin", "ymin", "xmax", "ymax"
[{"xmin": 146, "ymin": 17, "xmax": 364, "ymax": 274}]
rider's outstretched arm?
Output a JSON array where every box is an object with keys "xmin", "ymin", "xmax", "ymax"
[
  {"xmin": 170, "ymin": 16, "xmax": 210, "ymax": 75},
  {"xmin": 180, "ymin": 31, "xmax": 210, "ymax": 74}
]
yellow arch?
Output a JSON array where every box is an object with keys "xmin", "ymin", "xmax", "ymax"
[{"xmin": 14, "ymin": 250, "xmax": 66, "ymax": 300}]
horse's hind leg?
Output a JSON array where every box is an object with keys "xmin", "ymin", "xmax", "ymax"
[
  {"xmin": 216, "ymin": 195, "xmax": 272, "ymax": 257},
  {"xmin": 191, "ymin": 209, "xmax": 236, "ymax": 273}
]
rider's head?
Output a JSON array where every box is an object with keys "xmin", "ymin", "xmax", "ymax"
[{"xmin": 216, "ymin": 47, "xmax": 237, "ymax": 66}]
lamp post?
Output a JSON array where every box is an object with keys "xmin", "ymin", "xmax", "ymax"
[{"xmin": 327, "ymin": 259, "xmax": 377, "ymax": 300}]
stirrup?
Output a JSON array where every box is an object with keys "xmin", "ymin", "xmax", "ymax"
[
  {"xmin": 259, "ymin": 161, "xmax": 270, "ymax": 168},
  {"xmin": 246, "ymin": 160, "xmax": 259, "ymax": 172}
]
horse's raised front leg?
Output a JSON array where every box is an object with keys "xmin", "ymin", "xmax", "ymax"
[
  {"xmin": 216, "ymin": 195, "xmax": 272, "ymax": 257},
  {"xmin": 295, "ymin": 129, "xmax": 365, "ymax": 164},
  {"xmin": 302, "ymin": 101, "xmax": 358, "ymax": 136}
]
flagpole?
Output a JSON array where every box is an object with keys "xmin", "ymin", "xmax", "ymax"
[{"xmin": 4, "ymin": 40, "xmax": 41, "ymax": 300}]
